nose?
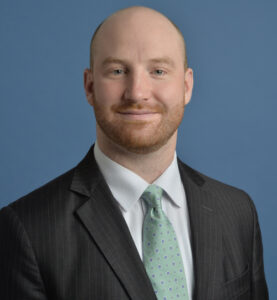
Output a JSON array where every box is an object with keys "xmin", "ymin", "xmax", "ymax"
[{"xmin": 123, "ymin": 69, "xmax": 151, "ymax": 102}]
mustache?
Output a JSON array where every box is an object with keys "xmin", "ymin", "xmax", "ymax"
[{"xmin": 112, "ymin": 103, "xmax": 165, "ymax": 113}]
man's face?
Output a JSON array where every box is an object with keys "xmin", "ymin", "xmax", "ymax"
[{"xmin": 85, "ymin": 8, "xmax": 193, "ymax": 154}]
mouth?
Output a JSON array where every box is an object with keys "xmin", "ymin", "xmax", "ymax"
[
  {"xmin": 117, "ymin": 110, "xmax": 159, "ymax": 120},
  {"xmin": 119, "ymin": 110, "xmax": 157, "ymax": 114}
]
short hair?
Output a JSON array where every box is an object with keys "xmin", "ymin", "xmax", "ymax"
[{"xmin": 89, "ymin": 13, "xmax": 188, "ymax": 70}]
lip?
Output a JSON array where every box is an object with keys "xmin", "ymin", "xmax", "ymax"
[
  {"xmin": 117, "ymin": 110, "xmax": 159, "ymax": 120},
  {"xmin": 118, "ymin": 110, "xmax": 158, "ymax": 115}
]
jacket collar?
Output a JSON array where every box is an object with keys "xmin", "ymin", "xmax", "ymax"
[
  {"xmin": 70, "ymin": 145, "xmax": 157, "ymax": 300},
  {"xmin": 70, "ymin": 145, "xmax": 220, "ymax": 300}
]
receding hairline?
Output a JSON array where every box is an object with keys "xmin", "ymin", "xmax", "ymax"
[{"xmin": 89, "ymin": 7, "xmax": 188, "ymax": 70}]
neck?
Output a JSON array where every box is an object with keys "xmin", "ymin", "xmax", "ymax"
[{"xmin": 97, "ymin": 132, "xmax": 177, "ymax": 184}]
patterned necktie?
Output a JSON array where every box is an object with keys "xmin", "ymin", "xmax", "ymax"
[{"xmin": 142, "ymin": 184, "xmax": 189, "ymax": 300}]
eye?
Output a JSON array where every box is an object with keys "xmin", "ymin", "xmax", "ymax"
[
  {"xmin": 153, "ymin": 69, "xmax": 166, "ymax": 76},
  {"xmin": 112, "ymin": 69, "xmax": 125, "ymax": 75}
]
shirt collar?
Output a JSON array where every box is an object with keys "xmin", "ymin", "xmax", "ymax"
[
  {"xmin": 153, "ymin": 156, "xmax": 183, "ymax": 208},
  {"xmin": 94, "ymin": 141, "xmax": 184, "ymax": 211}
]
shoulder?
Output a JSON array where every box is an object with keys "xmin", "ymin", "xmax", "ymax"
[
  {"xmin": 177, "ymin": 159, "xmax": 259, "ymax": 252},
  {"xmin": 0, "ymin": 167, "xmax": 77, "ymax": 223},
  {"xmin": 0, "ymin": 144, "xmax": 103, "ymax": 231},
  {"xmin": 1, "ymin": 145, "xmax": 99, "ymax": 219},
  {"xmin": 177, "ymin": 158, "xmax": 250, "ymax": 196},
  {"xmin": 177, "ymin": 158, "xmax": 257, "ymax": 221}
]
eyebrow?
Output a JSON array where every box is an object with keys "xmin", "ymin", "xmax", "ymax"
[
  {"xmin": 101, "ymin": 56, "xmax": 176, "ymax": 68},
  {"xmin": 148, "ymin": 57, "xmax": 176, "ymax": 67},
  {"xmin": 102, "ymin": 57, "xmax": 126, "ymax": 67}
]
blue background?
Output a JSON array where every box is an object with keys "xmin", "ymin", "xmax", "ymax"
[{"xmin": 0, "ymin": 0, "xmax": 276, "ymax": 297}]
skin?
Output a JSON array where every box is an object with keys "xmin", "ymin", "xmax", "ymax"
[{"xmin": 84, "ymin": 6, "xmax": 194, "ymax": 183}]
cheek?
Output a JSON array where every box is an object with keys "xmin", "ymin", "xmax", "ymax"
[
  {"xmin": 94, "ymin": 79, "xmax": 125, "ymax": 104},
  {"xmin": 153, "ymin": 80, "xmax": 185, "ymax": 107}
]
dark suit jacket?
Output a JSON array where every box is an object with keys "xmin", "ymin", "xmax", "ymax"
[{"xmin": 0, "ymin": 145, "xmax": 268, "ymax": 300}]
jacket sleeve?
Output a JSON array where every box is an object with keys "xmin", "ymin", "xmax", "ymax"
[
  {"xmin": 0, "ymin": 206, "xmax": 48, "ymax": 300},
  {"xmin": 249, "ymin": 197, "xmax": 269, "ymax": 300}
]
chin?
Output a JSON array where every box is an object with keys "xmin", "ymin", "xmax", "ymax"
[
  {"xmin": 109, "ymin": 132, "xmax": 174, "ymax": 154},
  {"xmin": 96, "ymin": 116, "xmax": 179, "ymax": 155}
]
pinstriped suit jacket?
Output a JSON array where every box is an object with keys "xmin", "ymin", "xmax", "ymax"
[{"xmin": 0, "ymin": 145, "xmax": 269, "ymax": 300}]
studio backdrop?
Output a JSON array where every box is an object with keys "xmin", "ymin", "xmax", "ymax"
[{"xmin": 0, "ymin": 0, "xmax": 276, "ymax": 297}]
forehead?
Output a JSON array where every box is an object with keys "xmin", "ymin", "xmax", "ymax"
[{"xmin": 93, "ymin": 9, "xmax": 185, "ymax": 65}]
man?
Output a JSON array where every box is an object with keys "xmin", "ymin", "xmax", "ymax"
[{"xmin": 0, "ymin": 6, "xmax": 268, "ymax": 300}]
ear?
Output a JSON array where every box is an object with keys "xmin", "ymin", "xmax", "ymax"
[
  {"xmin": 84, "ymin": 68, "xmax": 94, "ymax": 106},
  {"xmin": 184, "ymin": 68, "xmax": 194, "ymax": 106}
]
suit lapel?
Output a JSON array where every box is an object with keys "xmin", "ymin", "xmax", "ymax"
[
  {"xmin": 70, "ymin": 146, "xmax": 157, "ymax": 300},
  {"xmin": 178, "ymin": 160, "xmax": 221, "ymax": 300},
  {"xmin": 70, "ymin": 145, "xmax": 221, "ymax": 300}
]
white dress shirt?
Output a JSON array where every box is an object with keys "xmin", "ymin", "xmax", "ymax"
[{"xmin": 94, "ymin": 142, "xmax": 194, "ymax": 300}]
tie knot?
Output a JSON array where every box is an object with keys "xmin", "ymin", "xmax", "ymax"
[{"xmin": 142, "ymin": 184, "xmax": 163, "ymax": 208}]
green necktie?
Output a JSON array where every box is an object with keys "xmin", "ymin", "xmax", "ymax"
[{"xmin": 142, "ymin": 184, "xmax": 189, "ymax": 300}]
